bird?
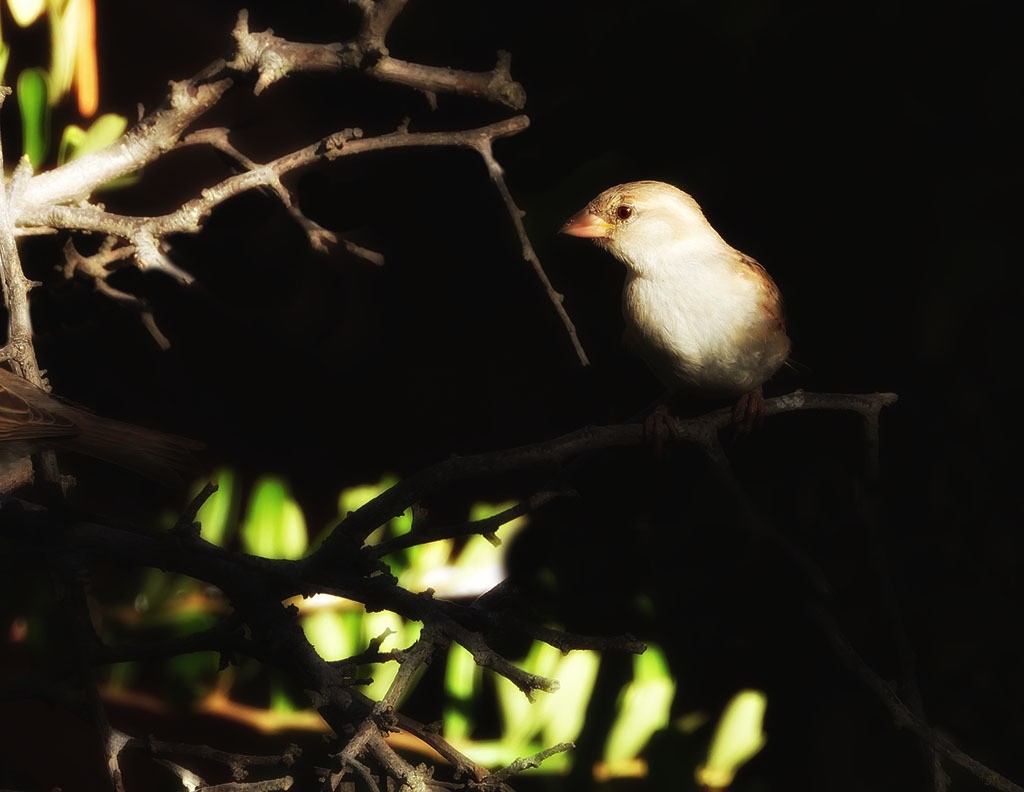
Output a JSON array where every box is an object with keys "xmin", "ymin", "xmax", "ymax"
[
  {"xmin": 561, "ymin": 180, "xmax": 790, "ymax": 433},
  {"xmin": 0, "ymin": 366, "xmax": 201, "ymax": 487}
]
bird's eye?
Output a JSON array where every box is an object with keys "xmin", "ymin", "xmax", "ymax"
[{"xmin": 616, "ymin": 205, "xmax": 634, "ymax": 221}]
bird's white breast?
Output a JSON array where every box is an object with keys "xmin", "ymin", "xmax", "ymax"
[{"xmin": 621, "ymin": 239, "xmax": 779, "ymax": 395}]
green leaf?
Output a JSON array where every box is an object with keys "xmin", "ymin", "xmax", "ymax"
[
  {"xmin": 57, "ymin": 112, "xmax": 127, "ymax": 164},
  {"xmin": 241, "ymin": 476, "xmax": 307, "ymax": 559},
  {"xmin": 399, "ymin": 538, "xmax": 455, "ymax": 591},
  {"xmin": 361, "ymin": 609, "xmax": 405, "ymax": 650},
  {"xmin": 540, "ymin": 650, "xmax": 599, "ymax": 746},
  {"xmin": 635, "ymin": 641, "xmax": 671, "ymax": 680},
  {"xmin": 48, "ymin": 0, "xmax": 81, "ymax": 99},
  {"xmin": 391, "ymin": 506, "xmax": 412, "ymax": 537},
  {"xmin": 302, "ymin": 610, "xmax": 358, "ymax": 662},
  {"xmin": 495, "ymin": 669, "xmax": 534, "ymax": 747},
  {"xmin": 57, "ymin": 124, "xmax": 86, "ymax": 161},
  {"xmin": 338, "ymin": 477, "xmax": 396, "ymax": 518},
  {"xmin": 17, "ymin": 68, "xmax": 50, "ymax": 167},
  {"xmin": 495, "ymin": 640, "xmax": 563, "ymax": 749},
  {"xmin": 195, "ymin": 468, "xmax": 237, "ymax": 547},
  {"xmin": 603, "ymin": 645, "xmax": 676, "ymax": 767},
  {"xmin": 270, "ymin": 680, "xmax": 296, "ymax": 712},
  {"xmin": 444, "ymin": 644, "xmax": 480, "ymax": 741},
  {"xmin": 9, "ymin": 0, "xmax": 46, "ymax": 26},
  {"xmin": 361, "ymin": 614, "xmax": 419, "ymax": 703},
  {"xmin": 0, "ymin": 45, "xmax": 11, "ymax": 86},
  {"xmin": 494, "ymin": 643, "xmax": 598, "ymax": 758},
  {"xmin": 466, "ymin": 500, "xmax": 528, "ymax": 544},
  {"xmin": 309, "ymin": 476, "xmax": 406, "ymax": 552},
  {"xmin": 697, "ymin": 689, "xmax": 767, "ymax": 790},
  {"xmin": 445, "ymin": 643, "xmax": 479, "ymax": 702},
  {"xmin": 106, "ymin": 661, "xmax": 140, "ymax": 690},
  {"xmin": 447, "ymin": 740, "xmax": 570, "ymax": 772},
  {"xmin": 166, "ymin": 651, "xmax": 218, "ymax": 689}
]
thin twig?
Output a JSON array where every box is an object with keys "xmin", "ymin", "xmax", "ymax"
[
  {"xmin": 174, "ymin": 479, "xmax": 220, "ymax": 534},
  {"xmin": 368, "ymin": 489, "xmax": 570, "ymax": 559},
  {"xmin": 485, "ymin": 742, "xmax": 575, "ymax": 783},
  {"xmin": 136, "ymin": 737, "xmax": 300, "ymax": 781},
  {"xmin": 332, "ymin": 631, "xmax": 444, "ymax": 790},
  {"xmin": 314, "ymin": 391, "xmax": 898, "ymax": 557},
  {"xmin": 811, "ymin": 606, "xmax": 1021, "ymax": 792},
  {"xmin": 474, "ymin": 136, "xmax": 589, "ymax": 365}
]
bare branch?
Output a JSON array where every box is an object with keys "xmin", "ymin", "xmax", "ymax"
[
  {"xmin": 21, "ymin": 77, "xmax": 234, "ymax": 207},
  {"xmin": 438, "ymin": 614, "xmax": 558, "ymax": 700},
  {"xmin": 227, "ymin": 8, "xmax": 525, "ymax": 108},
  {"xmin": 0, "ymin": 104, "xmax": 44, "ymax": 383},
  {"xmin": 18, "ymin": 118, "xmax": 530, "ymax": 246},
  {"xmin": 811, "ymin": 606, "xmax": 1023, "ymax": 792},
  {"xmin": 332, "ymin": 631, "xmax": 444, "ymax": 790},
  {"xmin": 194, "ymin": 779, "xmax": 294, "ymax": 792},
  {"xmin": 370, "ymin": 50, "xmax": 526, "ymax": 109},
  {"xmin": 62, "ymin": 239, "xmax": 172, "ymax": 348},
  {"xmin": 175, "ymin": 479, "xmax": 220, "ymax": 534},
  {"xmin": 314, "ymin": 390, "xmax": 898, "ymax": 558},
  {"xmin": 17, "ymin": 115, "xmax": 589, "ymax": 356},
  {"xmin": 484, "ymin": 742, "xmax": 575, "ymax": 784},
  {"xmin": 391, "ymin": 711, "xmax": 493, "ymax": 785},
  {"xmin": 473, "ymin": 138, "xmax": 589, "ymax": 365},
  {"xmin": 495, "ymin": 616, "xmax": 646, "ymax": 656},
  {"xmin": 6, "ymin": 388, "xmax": 1010, "ymax": 792},
  {"xmin": 0, "ymin": 99, "xmax": 64, "ymax": 486},
  {"xmin": 134, "ymin": 737, "xmax": 300, "ymax": 782},
  {"xmin": 367, "ymin": 488, "xmax": 571, "ymax": 559},
  {"xmin": 6, "ymin": 3, "xmax": 550, "ymax": 363}
]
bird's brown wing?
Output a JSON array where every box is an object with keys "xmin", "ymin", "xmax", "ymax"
[
  {"xmin": 734, "ymin": 253, "xmax": 792, "ymax": 379},
  {"xmin": 0, "ymin": 377, "xmax": 77, "ymax": 443},
  {"xmin": 737, "ymin": 253, "xmax": 786, "ymax": 329}
]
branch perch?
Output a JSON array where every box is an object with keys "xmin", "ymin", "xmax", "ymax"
[{"xmin": 6, "ymin": 390, "xmax": 1014, "ymax": 792}]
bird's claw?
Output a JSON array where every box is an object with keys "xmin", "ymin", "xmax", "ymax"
[
  {"xmin": 642, "ymin": 404, "xmax": 676, "ymax": 458},
  {"xmin": 731, "ymin": 387, "xmax": 765, "ymax": 438}
]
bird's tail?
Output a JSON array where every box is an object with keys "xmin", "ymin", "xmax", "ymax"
[{"xmin": 69, "ymin": 414, "xmax": 203, "ymax": 486}]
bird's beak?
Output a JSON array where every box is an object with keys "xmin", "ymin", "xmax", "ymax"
[{"xmin": 561, "ymin": 209, "xmax": 613, "ymax": 239}]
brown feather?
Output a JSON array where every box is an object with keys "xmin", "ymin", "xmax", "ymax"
[{"xmin": 0, "ymin": 367, "xmax": 202, "ymax": 486}]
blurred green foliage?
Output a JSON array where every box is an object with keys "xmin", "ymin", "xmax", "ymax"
[
  {"xmin": 57, "ymin": 111, "xmax": 126, "ymax": 163},
  {"xmin": 3, "ymin": 0, "xmax": 127, "ymax": 170},
  {"xmin": 240, "ymin": 476, "xmax": 307, "ymax": 560},
  {"xmin": 104, "ymin": 472, "xmax": 768, "ymax": 785},
  {"xmin": 697, "ymin": 689, "xmax": 767, "ymax": 790},
  {"xmin": 15, "ymin": 66, "xmax": 49, "ymax": 166},
  {"xmin": 3, "ymin": 2, "xmax": 771, "ymax": 784},
  {"xmin": 603, "ymin": 647, "xmax": 675, "ymax": 771}
]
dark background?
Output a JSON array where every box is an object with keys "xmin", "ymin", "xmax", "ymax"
[{"xmin": 3, "ymin": 1, "xmax": 1021, "ymax": 790}]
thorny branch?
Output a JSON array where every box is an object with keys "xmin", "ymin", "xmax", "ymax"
[
  {"xmin": 0, "ymin": 393, "xmax": 876, "ymax": 787},
  {"xmin": 0, "ymin": 3, "xmax": 583, "ymax": 785},
  {"xmin": 0, "ymin": 91, "xmax": 65, "ymax": 489},
  {"xmin": 811, "ymin": 607, "xmax": 1023, "ymax": 792},
  {"xmin": 12, "ymin": 389, "xmax": 995, "ymax": 792},
  {"xmin": 3, "ymin": 386, "xmax": 1017, "ymax": 790},
  {"xmin": 0, "ymin": 3, "xmax": 1010, "ymax": 792},
  {"xmin": 3, "ymin": 2, "xmax": 583, "ymax": 361},
  {"xmin": 315, "ymin": 390, "xmax": 899, "ymax": 557}
]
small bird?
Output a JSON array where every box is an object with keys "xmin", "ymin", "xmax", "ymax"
[
  {"xmin": 0, "ymin": 366, "xmax": 201, "ymax": 487},
  {"xmin": 561, "ymin": 180, "xmax": 790, "ymax": 430}
]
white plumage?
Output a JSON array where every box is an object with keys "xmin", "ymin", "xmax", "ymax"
[{"xmin": 563, "ymin": 181, "xmax": 790, "ymax": 414}]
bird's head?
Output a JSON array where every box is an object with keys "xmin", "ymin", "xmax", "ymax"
[{"xmin": 561, "ymin": 180, "xmax": 720, "ymax": 274}]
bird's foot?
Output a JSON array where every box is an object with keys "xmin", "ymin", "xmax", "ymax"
[
  {"xmin": 731, "ymin": 387, "xmax": 765, "ymax": 437},
  {"xmin": 642, "ymin": 403, "xmax": 676, "ymax": 457}
]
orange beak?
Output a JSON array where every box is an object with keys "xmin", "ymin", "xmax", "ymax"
[{"xmin": 561, "ymin": 209, "xmax": 613, "ymax": 239}]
